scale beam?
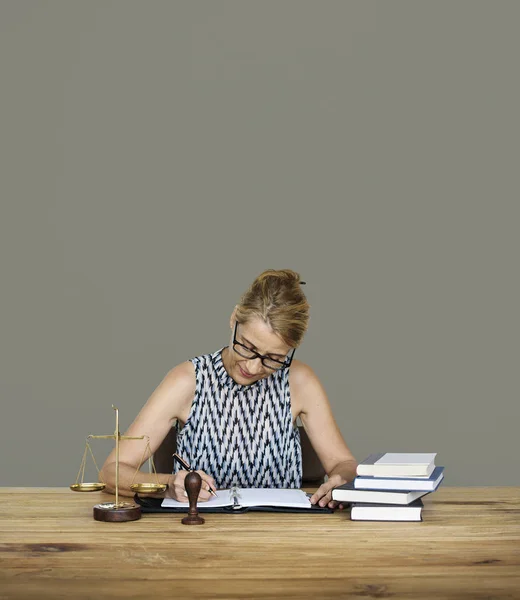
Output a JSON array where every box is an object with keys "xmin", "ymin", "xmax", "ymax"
[{"xmin": 89, "ymin": 435, "xmax": 145, "ymax": 440}]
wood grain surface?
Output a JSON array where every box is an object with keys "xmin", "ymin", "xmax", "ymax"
[{"xmin": 0, "ymin": 487, "xmax": 519, "ymax": 599}]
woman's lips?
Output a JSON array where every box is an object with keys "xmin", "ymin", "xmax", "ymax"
[{"xmin": 239, "ymin": 365, "xmax": 255, "ymax": 379}]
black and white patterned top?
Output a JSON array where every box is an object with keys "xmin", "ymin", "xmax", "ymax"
[{"xmin": 174, "ymin": 347, "xmax": 303, "ymax": 488}]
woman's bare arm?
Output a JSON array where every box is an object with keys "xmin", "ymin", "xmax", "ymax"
[
  {"xmin": 99, "ymin": 361, "xmax": 216, "ymax": 499},
  {"xmin": 290, "ymin": 361, "xmax": 357, "ymax": 508}
]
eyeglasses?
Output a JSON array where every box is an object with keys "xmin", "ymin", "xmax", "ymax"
[{"xmin": 232, "ymin": 322, "xmax": 295, "ymax": 370}]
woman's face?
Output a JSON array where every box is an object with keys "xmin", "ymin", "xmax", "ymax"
[{"xmin": 225, "ymin": 316, "xmax": 292, "ymax": 385}]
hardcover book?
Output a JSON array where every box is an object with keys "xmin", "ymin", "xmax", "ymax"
[
  {"xmin": 332, "ymin": 481, "xmax": 430, "ymax": 505},
  {"xmin": 350, "ymin": 499, "xmax": 424, "ymax": 521},
  {"xmin": 354, "ymin": 467, "xmax": 445, "ymax": 491},
  {"xmin": 356, "ymin": 453, "xmax": 437, "ymax": 478}
]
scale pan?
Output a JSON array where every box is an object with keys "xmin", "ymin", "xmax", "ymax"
[
  {"xmin": 130, "ymin": 483, "xmax": 168, "ymax": 493},
  {"xmin": 70, "ymin": 483, "xmax": 106, "ymax": 492}
]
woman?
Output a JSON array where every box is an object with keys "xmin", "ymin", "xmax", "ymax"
[{"xmin": 99, "ymin": 269, "xmax": 357, "ymax": 509}]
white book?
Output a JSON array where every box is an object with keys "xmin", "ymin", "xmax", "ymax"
[
  {"xmin": 356, "ymin": 453, "xmax": 437, "ymax": 478},
  {"xmin": 354, "ymin": 467, "xmax": 444, "ymax": 491},
  {"xmin": 351, "ymin": 499, "xmax": 424, "ymax": 521},
  {"xmin": 332, "ymin": 482, "xmax": 430, "ymax": 505}
]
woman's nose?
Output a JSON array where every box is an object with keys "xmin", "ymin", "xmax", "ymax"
[{"xmin": 245, "ymin": 358, "xmax": 264, "ymax": 374}]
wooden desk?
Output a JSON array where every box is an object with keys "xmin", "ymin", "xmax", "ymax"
[{"xmin": 0, "ymin": 487, "xmax": 519, "ymax": 599}]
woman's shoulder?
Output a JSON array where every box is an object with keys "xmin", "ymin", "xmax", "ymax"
[
  {"xmin": 164, "ymin": 347, "xmax": 219, "ymax": 389},
  {"xmin": 288, "ymin": 359, "xmax": 320, "ymax": 388},
  {"xmin": 161, "ymin": 360, "xmax": 197, "ymax": 399},
  {"xmin": 287, "ymin": 360, "xmax": 321, "ymax": 419}
]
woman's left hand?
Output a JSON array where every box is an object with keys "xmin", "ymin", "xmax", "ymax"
[{"xmin": 309, "ymin": 474, "xmax": 348, "ymax": 510}]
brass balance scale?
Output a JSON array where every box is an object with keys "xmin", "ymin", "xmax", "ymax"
[{"xmin": 70, "ymin": 405, "xmax": 167, "ymax": 521}]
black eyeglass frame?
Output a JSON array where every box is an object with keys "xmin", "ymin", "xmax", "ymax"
[{"xmin": 232, "ymin": 321, "xmax": 296, "ymax": 370}]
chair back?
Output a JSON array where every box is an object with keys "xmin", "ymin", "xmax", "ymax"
[{"xmin": 154, "ymin": 425, "xmax": 325, "ymax": 486}]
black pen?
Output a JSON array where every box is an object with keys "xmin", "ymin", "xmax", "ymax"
[{"xmin": 172, "ymin": 453, "xmax": 218, "ymax": 497}]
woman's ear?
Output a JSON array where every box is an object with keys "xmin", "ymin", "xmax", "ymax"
[{"xmin": 229, "ymin": 306, "xmax": 238, "ymax": 329}]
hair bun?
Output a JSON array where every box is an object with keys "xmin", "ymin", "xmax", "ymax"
[
  {"xmin": 255, "ymin": 269, "xmax": 302, "ymax": 285},
  {"xmin": 237, "ymin": 269, "xmax": 310, "ymax": 347}
]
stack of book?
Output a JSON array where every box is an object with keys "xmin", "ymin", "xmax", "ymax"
[{"xmin": 332, "ymin": 452, "xmax": 444, "ymax": 521}]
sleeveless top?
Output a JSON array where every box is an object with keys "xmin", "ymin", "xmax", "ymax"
[{"xmin": 174, "ymin": 347, "xmax": 302, "ymax": 489}]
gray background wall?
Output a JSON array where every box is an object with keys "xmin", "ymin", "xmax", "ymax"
[{"xmin": 1, "ymin": 0, "xmax": 518, "ymax": 487}]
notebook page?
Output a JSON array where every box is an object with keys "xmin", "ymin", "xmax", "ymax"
[
  {"xmin": 237, "ymin": 488, "xmax": 312, "ymax": 508},
  {"xmin": 161, "ymin": 489, "xmax": 232, "ymax": 508}
]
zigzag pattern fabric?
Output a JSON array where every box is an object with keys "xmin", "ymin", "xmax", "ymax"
[{"xmin": 174, "ymin": 347, "xmax": 302, "ymax": 489}]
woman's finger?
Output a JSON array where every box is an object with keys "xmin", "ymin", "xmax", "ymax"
[
  {"xmin": 195, "ymin": 470, "xmax": 217, "ymax": 492},
  {"xmin": 197, "ymin": 488, "xmax": 212, "ymax": 501},
  {"xmin": 309, "ymin": 484, "xmax": 329, "ymax": 505},
  {"xmin": 327, "ymin": 500, "xmax": 346, "ymax": 510},
  {"xmin": 175, "ymin": 486, "xmax": 189, "ymax": 502},
  {"xmin": 317, "ymin": 486, "xmax": 335, "ymax": 507},
  {"xmin": 310, "ymin": 483, "xmax": 335, "ymax": 506}
]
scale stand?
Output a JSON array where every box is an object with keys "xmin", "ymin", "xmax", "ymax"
[{"xmin": 70, "ymin": 405, "xmax": 167, "ymax": 522}]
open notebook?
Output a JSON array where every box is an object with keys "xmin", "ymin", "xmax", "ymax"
[{"xmin": 134, "ymin": 487, "xmax": 334, "ymax": 513}]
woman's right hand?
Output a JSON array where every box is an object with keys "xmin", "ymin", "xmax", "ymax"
[{"xmin": 167, "ymin": 469, "xmax": 217, "ymax": 502}]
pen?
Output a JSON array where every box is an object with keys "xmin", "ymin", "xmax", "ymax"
[{"xmin": 172, "ymin": 453, "xmax": 218, "ymax": 497}]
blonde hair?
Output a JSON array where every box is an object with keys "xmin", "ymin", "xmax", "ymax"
[{"xmin": 235, "ymin": 269, "xmax": 310, "ymax": 347}]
